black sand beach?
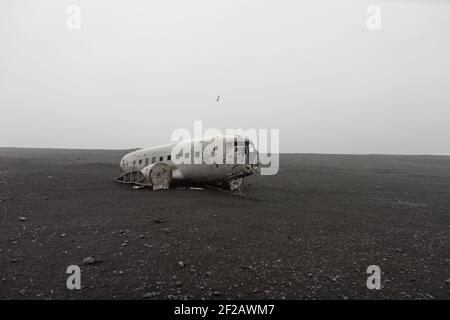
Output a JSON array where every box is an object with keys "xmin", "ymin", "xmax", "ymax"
[{"xmin": 0, "ymin": 148, "xmax": 449, "ymax": 299}]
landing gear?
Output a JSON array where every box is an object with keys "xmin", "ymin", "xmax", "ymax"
[{"xmin": 225, "ymin": 177, "xmax": 244, "ymax": 191}]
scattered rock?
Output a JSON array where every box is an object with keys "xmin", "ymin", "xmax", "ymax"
[
  {"xmin": 178, "ymin": 261, "xmax": 185, "ymax": 268},
  {"xmin": 175, "ymin": 281, "xmax": 182, "ymax": 287},
  {"xmin": 152, "ymin": 218, "xmax": 163, "ymax": 223},
  {"xmin": 18, "ymin": 217, "xmax": 27, "ymax": 222},
  {"xmin": 143, "ymin": 292, "xmax": 159, "ymax": 298},
  {"xmin": 82, "ymin": 256, "xmax": 97, "ymax": 265}
]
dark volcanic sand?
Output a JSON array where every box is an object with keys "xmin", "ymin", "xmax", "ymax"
[{"xmin": 0, "ymin": 148, "xmax": 449, "ymax": 300}]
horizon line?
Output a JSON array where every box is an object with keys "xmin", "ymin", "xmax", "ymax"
[{"xmin": 1, "ymin": 146, "xmax": 449, "ymax": 157}]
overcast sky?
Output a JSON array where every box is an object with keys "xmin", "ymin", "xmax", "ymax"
[{"xmin": 1, "ymin": 0, "xmax": 449, "ymax": 154}]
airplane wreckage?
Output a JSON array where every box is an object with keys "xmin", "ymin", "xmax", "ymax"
[{"xmin": 116, "ymin": 135, "xmax": 262, "ymax": 191}]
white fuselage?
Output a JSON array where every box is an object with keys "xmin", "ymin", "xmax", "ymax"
[{"xmin": 119, "ymin": 135, "xmax": 260, "ymax": 184}]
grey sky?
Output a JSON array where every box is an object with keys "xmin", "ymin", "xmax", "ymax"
[{"xmin": 1, "ymin": 0, "xmax": 449, "ymax": 154}]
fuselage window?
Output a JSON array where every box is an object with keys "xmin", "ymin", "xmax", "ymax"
[
  {"xmin": 195, "ymin": 151, "xmax": 200, "ymax": 157},
  {"xmin": 145, "ymin": 158, "xmax": 149, "ymax": 166},
  {"xmin": 133, "ymin": 160, "xmax": 136, "ymax": 165},
  {"xmin": 139, "ymin": 159, "xmax": 142, "ymax": 165},
  {"xmin": 167, "ymin": 155, "xmax": 171, "ymax": 161},
  {"xmin": 185, "ymin": 153, "xmax": 190, "ymax": 159},
  {"xmin": 159, "ymin": 156, "xmax": 163, "ymax": 161},
  {"xmin": 151, "ymin": 157, "xmax": 156, "ymax": 164}
]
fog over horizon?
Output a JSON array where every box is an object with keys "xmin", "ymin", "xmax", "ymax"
[{"xmin": 1, "ymin": 0, "xmax": 449, "ymax": 154}]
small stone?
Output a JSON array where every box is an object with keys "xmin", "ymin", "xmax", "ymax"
[
  {"xmin": 213, "ymin": 291, "xmax": 220, "ymax": 296},
  {"xmin": 143, "ymin": 292, "xmax": 159, "ymax": 298},
  {"xmin": 18, "ymin": 217, "xmax": 27, "ymax": 222},
  {"xmin": 152, "ymin": 218, "xmax": 163, "ymax": 223},
  {"xmin": 206, "ymin": 271, "xmax": 212, "ymax": 277},
  {"xmin": 178, "ymin": 261, "xmax": 185, "ymax": 268},
  {"xmin": 175, "ymin": 281, "xmax": 182, "ymax": 287},
  {"xmin": 82, "ymin": 256, "xmax": 96, "ymax": 265}
]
